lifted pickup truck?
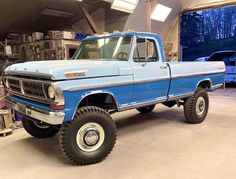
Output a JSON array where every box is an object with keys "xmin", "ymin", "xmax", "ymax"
[{"xmin": 4, "ymin": 32, "xmax": 225, "ymax": 165}]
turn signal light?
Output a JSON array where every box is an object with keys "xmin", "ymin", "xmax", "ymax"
[{"xmin": 50, "ymin": 104, "xmax": 65, "ymax": 110}]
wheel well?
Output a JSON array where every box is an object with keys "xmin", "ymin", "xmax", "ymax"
[
  {"xmin": 78, "ymin": 93, "xmax": 118, "ymax": 111},
  {"xmin": 197, "ymin": 80, "xmax": 211, "ymax": 89}
]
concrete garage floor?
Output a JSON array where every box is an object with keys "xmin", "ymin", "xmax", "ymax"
[{"xmin": 0, "ymin": 88, "xmax": 236, "ymax": 179}]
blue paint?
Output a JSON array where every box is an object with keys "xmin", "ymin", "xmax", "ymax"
[
  {"xmin": 169, "ymin": 73, "xmax": 225, "ymax": 96},
  {"xmin": 132, "ymin": 80, "xmax": 170, "ymax": 104}
]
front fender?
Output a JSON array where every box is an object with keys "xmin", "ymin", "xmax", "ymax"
[{"xmin": 62, "ymin": 89, "xmax": 119, "ymax": 122}]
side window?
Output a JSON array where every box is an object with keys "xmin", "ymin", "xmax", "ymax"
[{"xmin": 133, "ymin": 38, "xmax": 159, "ymax": 62}]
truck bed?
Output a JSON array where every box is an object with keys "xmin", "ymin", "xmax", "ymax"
[{"xmin": 167, "ymin": 61, "xmax": 226, "ymax": 99}]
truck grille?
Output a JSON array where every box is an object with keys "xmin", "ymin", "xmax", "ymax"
[
  {"xmin": 8, "ymin": 79, "xmax": 21, "ymax": 93},
  {"xmin": 6, "ymin": 77, "xmax": 51, "ymax": 104},
  {"xmin": 22, "ymin": 81, "xmax": 45, "ymax": 97}
]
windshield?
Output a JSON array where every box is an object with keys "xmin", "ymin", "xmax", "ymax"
[{"xmin": 72, "ymin": 36, "xmax": 132, "ymax": 61}]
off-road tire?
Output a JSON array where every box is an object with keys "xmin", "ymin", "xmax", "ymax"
[
  {"xmin": 59, "ymin": 106, "xmax": 117, "ymax": 165},
  {"xmin": 137, "ymin": 104, "xmax": 156, "ymax": 114},
  {"xmin": 184, "ymin": 88, "xmax": 209, "ymax": 124},
  {"xmin": 22, "ymin": 117, "xmax": 60, "ymax": 138}
]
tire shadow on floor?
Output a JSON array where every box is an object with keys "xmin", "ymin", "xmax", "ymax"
[
  {"xmin": 16, "ymin": 135, "xmax": 71, "ymax": 165},
  {"xmin": 113, "ymin": 107, "xmax": 187, "ymax": 136}
]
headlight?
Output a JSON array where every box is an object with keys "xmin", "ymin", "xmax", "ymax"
[{"xmin": 48, "ymin": 86, "xmax": 55, "ymax": 99}]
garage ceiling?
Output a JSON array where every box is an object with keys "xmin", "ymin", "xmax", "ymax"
[
  {"xmin": 0, "ymin": 0, "xmax": 111, "ymax": 39},
  {"xmin": 1, "ymin": 0, "xmax": 236, "ymax": 41}
]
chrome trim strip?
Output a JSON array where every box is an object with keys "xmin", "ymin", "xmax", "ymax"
[
  {"xmin": 65, "ymin": 77, "xmax": 170, "ymax": 91},
  {"xmin": 19, "ymin": 80, "xmax": 25, "ymax": 95},
  {"xmin": 6, "ymin": 98, "xmax": 64, "ymax": 125},
  {"xmin": 65, "ymin": 81, "xmax": 133, "ymax": 91},
  {"xmin": 42, "ymin": 84, "xmax": 48, "ymax": 99},
  {"xmin": 211, "ymin": 84, "xmax": 223, "ymax": 90},
  {"xmin": 172, "ymin": 71, "xmax": 225, "ymax": 79},
  {"xmin": 7, "ymin": 91, "xmax": 55, "ymax": 104},
  {"xmin": 4, "ymin": 71, "xmax": 54, "ymax": 80},
  {"xmin": 168, "ymin": 93, "xmax": 194, "ymax": 101},
  {"xmin": 118, "ymin": 97, "xmax": 167, "ymax": 111},
  {"xmin": 5, "ymin": 76, "xmax": 52, "ymax": 84},
  {"xmin": 134, "ymin": 77, "xmax": 170, "ymax": 84},
  {"xmin": 118, "ymin": 93, "xmax": 196, "ymax": 112}
]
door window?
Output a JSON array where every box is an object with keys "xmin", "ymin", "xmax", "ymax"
[{"xmin": 133, "ymin": 38, "xmax": 159, "ymax": 62}]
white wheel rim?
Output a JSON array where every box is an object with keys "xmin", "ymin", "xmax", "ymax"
[
  {"xmin": 196, "ymin": 97, "xmax": 206, "ymax": 116},
  {"xmin": 76, "ymin": 122, "xmax": 105, "ymax": 152}
]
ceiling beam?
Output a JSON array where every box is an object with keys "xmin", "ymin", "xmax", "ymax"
[
  {"xmin": 146, "ymin": 0, "xmax": 152, "ymax": 32},
  {"xmin": 77, "ymin": 2, "xmax": 100, "ymax": 34}
]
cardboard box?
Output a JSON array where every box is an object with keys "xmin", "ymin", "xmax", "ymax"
[
  {"xmin": 0, "ymin": 109, "xmax": 12, "ymax": 129},
  {"xmin": 32, "ymin": 32, "xmax": 44, "ymax": 41},
  {"xmin": 0, "ymin": 85, "xmax": 4, "ymax": 98},
  {"xmin": 48, "ymin": 31, "xmax": 60, "ymax": 39},
  {"xmin": 0, "ymin": 97, "xmax": 5, "ymax": 109},
  {"xmin": 4, "ymin": 45, "xmax": 12, "ymax": 55},
  {"xmin": 61, "ymin": 31, "xmax": 75, "ymax": 39},
  {"xmin": 18, "ymin": 34, "xmax": 30, "ymax": 43},
  {"xmin": 3, "ymin": 109, "xmax": 13, "ymax": 128},
  {"xmin": 48, "ymin": 31, "xmax": 75, "ymax": 40}
]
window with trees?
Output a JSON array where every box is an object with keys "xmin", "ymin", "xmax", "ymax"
[{"xmin": 180, "ymin": 5, "xmax": 236, "ymax": 61}]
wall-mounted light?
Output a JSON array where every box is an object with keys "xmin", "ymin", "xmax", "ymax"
[
  {"xmin": 111, "ymin": 0, "xmax": 139, "ymax": 14},
  {"xmin": 151, "ymin": 4, "xmax": 172, "ymax": 22}
]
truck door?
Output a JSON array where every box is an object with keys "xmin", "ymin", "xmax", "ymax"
[{"xmin": 130, "ymin": 37, "xmax": 170, "ymax": 106}]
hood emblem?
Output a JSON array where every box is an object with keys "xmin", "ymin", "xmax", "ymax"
[{"xmin": 64, "ymin": 72, "xmax": 86, "ymax": 78}]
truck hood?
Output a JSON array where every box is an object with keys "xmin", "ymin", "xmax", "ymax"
[{"xmin": 5, "ymin": 60, "xmax": 122, "ymax": 80}]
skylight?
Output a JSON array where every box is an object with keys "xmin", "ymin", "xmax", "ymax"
[
  {"xmin": 151, "ymin": 4, "xmax": 172, "ymax": 22},
  {"xmin": 111, "ymin": 0, "xmax": 139, "ymax": 14}
]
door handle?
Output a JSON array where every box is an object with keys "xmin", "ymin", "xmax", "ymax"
[{"xmin": 160, "ymin": 66, "xmax": 167, "ymax": 69}]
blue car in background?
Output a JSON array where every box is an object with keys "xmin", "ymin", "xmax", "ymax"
[
  {"xmin": 198, "ymin": 51, "xmax": 236, "ymax": 83},
  {"xmin": 195, "ymin": 56, "xmax": 209, "ymax": 62}
]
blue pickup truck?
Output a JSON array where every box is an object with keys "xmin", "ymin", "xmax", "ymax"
[{"xmin": 4, "ymin": 32, "xmax": 225, "ymax": 165}]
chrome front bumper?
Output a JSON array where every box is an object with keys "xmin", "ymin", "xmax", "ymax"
[{"xmin": 6, "ymin": 98, "xmax": 65, "ymax": 125}]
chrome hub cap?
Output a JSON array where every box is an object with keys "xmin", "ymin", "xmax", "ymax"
[
  {"xmin": 196, "ymin": 97, "xmax": 206, "ymax": 116},
  {"xmin": 76, "ymin": 123, "xmax": 105, "ymax": 152},
  {"xmin": 84, "ymin": 130, "xmax": 99, "ymax": 146},
  {"xmin": 33, "ymin": 122, "xmax": 50, "ymax": 129}
]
